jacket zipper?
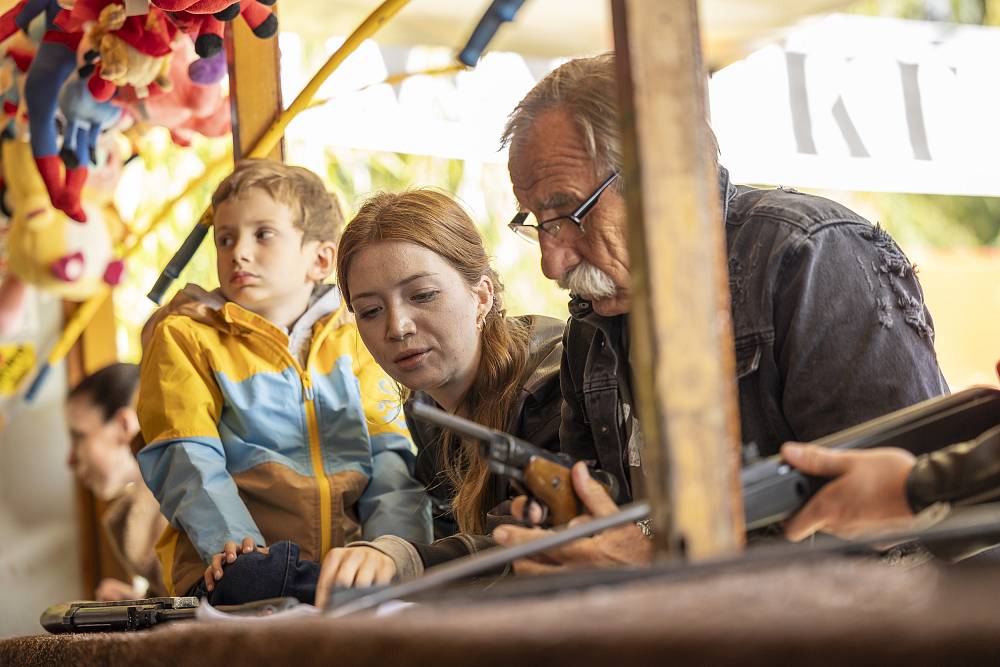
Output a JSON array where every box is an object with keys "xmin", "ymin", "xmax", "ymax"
[
  {"xmin": 253, "ymin": 326, "xmax": 333, "ymax": 559},
  {"xmin": 302, "ymin": 372, "xmax": 332, "ymax": 556}
]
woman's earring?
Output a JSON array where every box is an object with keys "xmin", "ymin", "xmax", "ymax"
[{"xmin": 476, "ymin": 314, "xmax": 485, "ymax": 331}]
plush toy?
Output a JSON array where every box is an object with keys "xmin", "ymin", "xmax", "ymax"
[
  {"xmin": 0, "ymin": 35, "xmax": 35, "ymax": 139},
  {"xmin": 186, "ymin": 49, "xmax": 224, "ymax": 85},
  {"xmin": 0, "ymin": 0, "xmax": 88, "ymax": 221},
  {"xmin": 58, "ymin": 75, "xmax": 123, "ymax": 172},
  {"xmin": 155, "ymin": 0, "xmax": 276, "ymax": 84},
  {"xmin": 69, "ymin": 1, "xmax": 178, "ymax": 102},
  {"xmin": 0, "ymin": 139, "xmax": 122, "ymax": 334},
  {"xmin": 117, "ymin": 38, "xmax": 229, "ymax": 145},
  {"xmin": 10, "ymin": 0, "xmax": 176, "ymax": 223}
]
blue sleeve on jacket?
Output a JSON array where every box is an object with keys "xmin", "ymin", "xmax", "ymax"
[{"xmin": 138, "ymin": 436, "xmax": 265, "ymax": 563}]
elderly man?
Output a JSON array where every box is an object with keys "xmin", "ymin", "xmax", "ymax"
[{"xmin": 493, "ymin": 53, "xmax": 948, "ymax": 570}]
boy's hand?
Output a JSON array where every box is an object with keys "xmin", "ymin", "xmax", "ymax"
[
  {"xmin": 204, "ymin": 537, "xmax": 268, "ymax": 592},
  {"xmin": 314, "ymin": 546, "xmax": 396, "ymax": 609}
]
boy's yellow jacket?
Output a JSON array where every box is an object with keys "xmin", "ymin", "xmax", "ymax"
[{"xmin": 137, "ymin": 287, "xmax": 431, "ymax": 595}]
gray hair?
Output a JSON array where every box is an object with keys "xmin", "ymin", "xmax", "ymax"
[
  {"xmin": 501, "ymin": 53, "xmax": 719, "ymax": 179},
  {"xmin": 501, "ymin": 53, "xmax": 622, "ymax": 179}
]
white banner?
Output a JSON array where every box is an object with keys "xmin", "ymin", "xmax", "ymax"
[{"xmin": 710, "ymin": 14, "xmax": 1000, "ymax": 196}]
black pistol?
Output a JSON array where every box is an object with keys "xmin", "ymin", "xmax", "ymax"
[
  {"xmin": 410, "ymin": 402, "xmax": 619, "ymax": 526},
  {"xmin": 40, "ymin": 596, "xmax": 301, "ymax": 633}
]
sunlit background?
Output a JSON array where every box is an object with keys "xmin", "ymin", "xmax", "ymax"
[
  {"xmin": 107, "ymin": 0, "xmax": 999, "ymax": 390},
  {"xmin": 0, "ymin": 0, "xmax": 998, "ymax": 636}
]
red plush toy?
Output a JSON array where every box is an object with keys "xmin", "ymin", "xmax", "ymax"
[
  {"xmin": 62, "ymin": 0, "xmax": 179, "ymax": 102},
  {"xmin": 154, "ymin": 0, "xmax": 276, "ymax": 60}
]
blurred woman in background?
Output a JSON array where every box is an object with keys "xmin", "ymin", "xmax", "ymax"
[{"xmin": 66, "ymin": 363, "xmax": 166, "ymax": 600}]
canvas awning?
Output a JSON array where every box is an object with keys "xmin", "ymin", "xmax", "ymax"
[{"xmin": 283, "ymin": 0, "xmax": 855, "ymax": 69}]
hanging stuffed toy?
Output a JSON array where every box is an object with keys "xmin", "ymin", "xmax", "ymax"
[
  {"xmin": 69, "ymin": 1, "xmax": 178, "ymax": 101},
  {"xmin": 117, "ymin": 37, "xmax": 229, "ymax": 146},
  {"xmin": 155, "ymin": 0, "xmax": 276, "ymax": 84},
  {"xmin": 0, "ymin": 32, "xmax": 37, "ymax": 139},
  {"xmin": 58, "ymin": 75, "xmax": 123, "ymax": 172},
  {"xmin": 0, "ymin": 0, "xmax": 89, "ymax": 221},
  {"xmin": 0, "ymin": 138, "xmax": 122, "ymax": 335},
  {"xmin": 11, "ymin": 0, "xmax": 176, "ymax": 223}
]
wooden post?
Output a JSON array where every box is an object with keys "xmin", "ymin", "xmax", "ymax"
[
  {"xmin": 226, "ymin": 17, "xmax": 284, "ymax": 161},
  {"xmin": 611, "ymin": 0, "xmax": 744, "ymax": 559}
]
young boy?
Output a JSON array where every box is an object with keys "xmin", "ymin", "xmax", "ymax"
[{"xmin": 137, "ymin": 159, "xmax": 431, "ymax": 598}]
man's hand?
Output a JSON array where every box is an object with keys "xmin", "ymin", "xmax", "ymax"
[
  {"xmin": 95, "ymin": 577, "xmax": 141, "ymax": 601},
  {"xmin": 314, "ymin": 547, "xmax": 396, "ymax": 609},
  {"xmin": 493, "ymin": 461, "xmax": 652, "ymax": 574},
  {"xmin": 203, "ymin": 537, "xmax": 268, "ymax": 592},
  {"xmin": 781, "ymin": 442, "xmax": 917, "ymax": 541}
]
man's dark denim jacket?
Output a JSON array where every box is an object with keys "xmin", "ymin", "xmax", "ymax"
[{"xmin": 560, "ymin": 169, "xmax": 950, "ymax": 502}]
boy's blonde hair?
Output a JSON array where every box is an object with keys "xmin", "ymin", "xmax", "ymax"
[{"xmin": 211, "ymin": 159, "xmax": 344, "ymax": 244}]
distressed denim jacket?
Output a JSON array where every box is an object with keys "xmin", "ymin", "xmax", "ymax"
[{"xmin": 560, "ymin": 169, "xmax": 950, "ymax": 502}]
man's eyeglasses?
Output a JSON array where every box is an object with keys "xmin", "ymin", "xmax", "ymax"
[{"xmin": 508, "ymin": 172, "xmax": 620, "ymax": 244}]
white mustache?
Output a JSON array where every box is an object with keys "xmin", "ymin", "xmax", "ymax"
[{"xmin": 557, "ymin": 262, "xmax": 617, "ymax": 300}]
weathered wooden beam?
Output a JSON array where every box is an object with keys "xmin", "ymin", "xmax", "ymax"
[
  {"xmin": 611, "ymin": 0, "xmax": 744, "ymax": 559},
  {"xmin": 226, "ymin": 16, "xmax": 284, "ymax": 161}
]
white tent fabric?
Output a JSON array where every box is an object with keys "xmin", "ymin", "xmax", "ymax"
[{"xmin": 711, "ymin": 13, "xmax": 1000, "ymax": 196}]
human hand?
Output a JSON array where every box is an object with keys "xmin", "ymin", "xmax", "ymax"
[
  {"xmin": 95, "ymin": 577, "xmax": 141, "ymax": 601},
  {"xmin": 203, "ymin": 537, "xmax": 268, "ymax": 592},
  {"xmin": 314, "ymin": 546, "xmax": 396, "ymax": 609},
  {"xmin": 494, "ymin": 462, "xmax": 652, "ymax": 574},
  {"xmin": 781, "ymin": 442, "xmax": 917, "ymax": 541}
]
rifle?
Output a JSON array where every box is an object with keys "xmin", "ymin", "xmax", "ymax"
[
  {"xmin": 414, "ymin": 387, "xmax": 1000, "ymax": 531},
  {"xmin": 40, "ymin": 596, "xmax": 300, "ymax": 633},
  {"xmin": 409, "ymin": 401, "xmax": 619, "ymax": 526},
  {"xmin": 328, "ymin": 388, "xmax": 1000, "ymax": 615},
  {"xmin": 742, "ymin": 386, "xmax": 1000, "ymax": 530}
]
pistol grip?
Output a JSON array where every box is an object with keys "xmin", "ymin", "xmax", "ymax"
[{"xmin": 524, "ymin": 458, "xmax": 579, "ymax": 526}]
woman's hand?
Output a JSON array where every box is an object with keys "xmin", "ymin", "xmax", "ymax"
[
  {"xmin": 314, "ymin": 546, "xmax": 396, "ymax": 609},
  {"xmin": 203, "ymin": 537, "xmax": 268, "ymax": 592}
]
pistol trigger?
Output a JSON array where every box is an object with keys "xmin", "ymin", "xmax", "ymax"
[{"xmin": 533, "ymin": 501, "xmax": 549, "ymax": 527}]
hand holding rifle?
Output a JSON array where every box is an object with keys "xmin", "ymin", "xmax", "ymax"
[{"xmin": 781, "ymin": 443, "xmax": 917, "ymax": 541}]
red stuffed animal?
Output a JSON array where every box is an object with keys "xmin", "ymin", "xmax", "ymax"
[
  {"xmin": 62, "ymin": 0, "xmax": 178, "ymax": 102},
  {"xmin": 154, "ymin": 0, "xmax": 276, "ymax": 60}
]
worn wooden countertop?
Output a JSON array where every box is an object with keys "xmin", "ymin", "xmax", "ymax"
[{"xmin": 4, "ymin": 557, "xmax": 1000, "ymax": 666}]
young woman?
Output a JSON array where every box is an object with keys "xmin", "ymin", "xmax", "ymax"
[
  {"xmin": 315, "ymin": 189, "xmax": 565, "ymax": 604},
  {"xmin": 66, "ymin": 363, "xmax": 167, "ymax": 600}
]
